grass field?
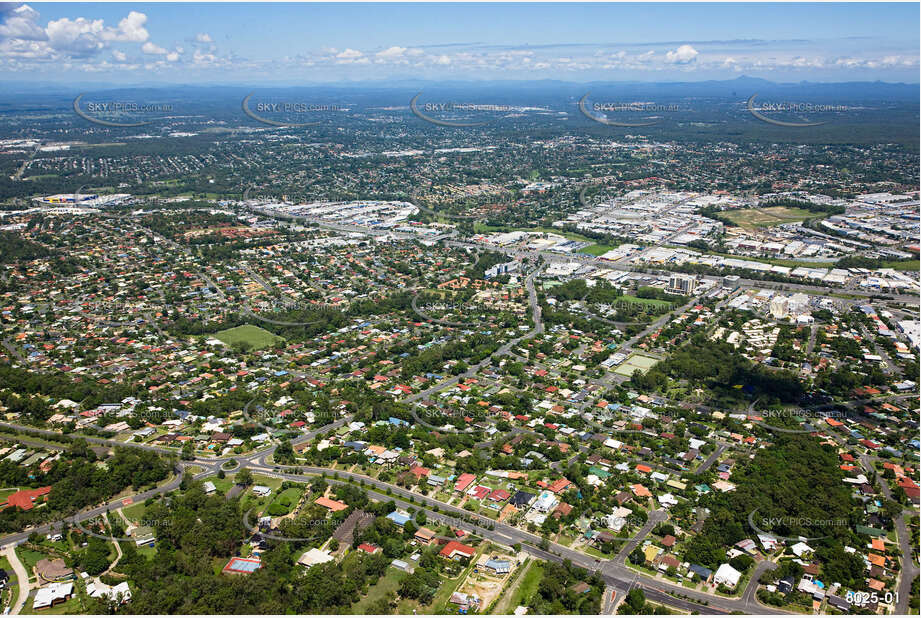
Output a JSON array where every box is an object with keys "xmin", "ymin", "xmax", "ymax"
[
  {"xmin": 351, "ymin": 566, "xmax": 404, "ymax": 613},
  {"xmin": 265, "ymin": 486, "xmax": 304, "ymax": 516},
  {"xmin": 494, "ymin": 560, "xmax": 542, "ymax": 614},
  {"xmin": 722, "ymin": 206, "xmax": 818, "ymax": 231},
  {"xmin": 619, "ymin": 294, "xmax": 674, "ymax": 308},
  {"xmin": 580, "ymin": 243, "xmax": 618, "ymax": 256},
  {"xmin": 881, "ymin": 259, "xmax": 920, "ymax": 271},
  {"xmin": 613, "ymin": 353, "xmax": 660, "ymax": 377},
  {"xmin": 121, "ymin": 501, "xmax": 148, "ymax": 523},
  {"xmin": 213, "ymin": 324, "xmax": 283, "ymax": 350}
]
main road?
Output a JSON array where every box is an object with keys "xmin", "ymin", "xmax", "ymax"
[{"xmin": 0, "ymin": 409, "xmax": 792, "ymax": 615}]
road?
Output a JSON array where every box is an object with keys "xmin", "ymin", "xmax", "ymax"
[
  {"xmin": 0, "ymin": 408, "xmax": 799, "ymax": 616},
  {"xmin": 405, "ymin": 265, "xmax": 544, "ymax": 429},
  {"xmin": 743, "ymin": 559, "xmax": 778, "ymax": 609},
  {"xmin": 1, "ymin": 339, "xmax": 26, "ymax": 364},
  {"xmin": 695, "ymin": 442, "xmax": 729, "ymax": 474},
  {"xmin": 805, "ymin": 324, "xmax": 818, "ymax": 355},
  {"xmin": 409, "ymin": 291, "xmax": 470, "ymax": 327},
  {"xmin": 1, "ymin": 544, "xmax": 30, "ymax": 615},
  {"xmin": 261, "ymin": 207, "xmax": 918, "ymax": 306},
  {"xmin": 858, "ymin": 451, "xmax": 919, "ymax": 615},
  {"xmin": 239, "ymin": 454, "xmax": 790, "ymax": 615},
  {"xmin": 614, "ymin": 510, "xmax": 667, "ymax": 564}
]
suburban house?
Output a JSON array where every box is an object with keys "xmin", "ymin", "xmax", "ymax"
[
  {"xmin": 439, "ymin": 540, "xmax": 476, "ymax": 561},
  {"xmin": 32, "ymin": 582, "xmax": 74, "ymax": 610},
  {"xmin": 713, "ymin": 563, "xmax": 742, "ymax": 588},
  {"xmin": 414, "ymin": 527, "xmax": 437, "ymax": 545}
]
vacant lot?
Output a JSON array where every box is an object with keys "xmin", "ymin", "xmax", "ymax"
[
  {"xmin": 722, "ymin": 206, "xmax": 817, "ymax": 230},
  {"xmin": 213, "ymin": 324, "xmax": 283, "ymax": 350},
  {"xmin": 580, "ymin": 243, "xmax": 617, "ymax": 256}
]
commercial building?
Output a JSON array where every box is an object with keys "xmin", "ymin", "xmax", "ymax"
[{"xmin": 667, "ymin": 274, "xmax": 697, "ymax": 295}]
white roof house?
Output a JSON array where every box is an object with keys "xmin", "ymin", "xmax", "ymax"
[
  {"xmin": 657, "ymin": 493, "xmax": 678, "ymax": 508},
  {"xmin": 533, "ymin": 490, "xmax": 559, "ymax": 513},
  {"xmin": 33, "ymin": 582, "xmax": 74, "ymax": 610},
  {"xmin": 791, "ymin": 541, "xmax": 813, "ymax": 557},
  {"xmin": 298, "ymin": 548, "xmax": 334, "ymax": 567},
  {"xmin": 86, "ymin": 581, "xmax": 131, "ymax": 603},
  {"xmin": 713, "ymin": 563, "xmax": 742, "ymax": 588}
]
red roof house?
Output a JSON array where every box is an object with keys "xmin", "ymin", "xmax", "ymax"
[{"xmin": 3, "ymin": 486, "xmax": 52, "ymax": 511}]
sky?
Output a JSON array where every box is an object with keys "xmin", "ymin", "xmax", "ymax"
[{"xmin": 1, "ymin": 2, "xmax": 918, "ymax": 84}]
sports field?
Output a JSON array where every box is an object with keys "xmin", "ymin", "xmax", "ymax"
[
  {"xmin": 618, "ymin": 294, "xmax": 673, "ymax": 308},
  {"xmin": 213, "ymin": 324, "xmax": 283, "ymax": 350},
  {"xmin": 722, "ymin": 206, "xmax": 817, "ymax": 230},
  {"xmin": 613, "ymin": 353, "xmax": 660, "ymax": 377}
]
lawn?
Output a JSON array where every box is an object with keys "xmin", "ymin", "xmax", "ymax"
[
  {"xmin": 206, "ymin": 476, "xmax": 235, "ymax": 495},
  {"xmin": 579, "ymin": 243, "xmax": 618, "ymax": 256},
  {"xmin": 395, "ymin": 560, "xmax": 471, "ymax": 614},
  {"xmin": 721, "ymin": 206, "xmax": 819, "ymax": 231},
  {"xmin": 494, "ymin": 559, "xmax": 543, "ymax": 614},
  {"xmin": 881, "ymin": 259, "xmax": 920, "ymax": 271},
  {"xmin": 619, "ymin": 294, "xmax": 674, "ymax": 308},
  {"xmin": 351, "ymin": 566, "xmax": 405, "ymax": 613},
  {"xmin": 212, "ymin": 324, "xmax": 283, "ymax": 350},
  {"xmin": 265, "ymin": 485, "xmax": 304, "ymax": 516},
  {"xmin": 239, "ymin": 474, "xmax": 289, "ymax": 512},
  {"xmin": 613, "ymin": 353, "xmax": 661, "ymax": 377},
  {"xmin": 121, "ymin": 501, "xmax": 148, "ymax": 523},
  {"xmin": 15, "ymin": 547, "xmax": 48, "ymax": 577}
]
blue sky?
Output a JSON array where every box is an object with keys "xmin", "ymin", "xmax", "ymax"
[{"xmin": 1, "ymin": 3, "xmax": 918, "ymax": 83}]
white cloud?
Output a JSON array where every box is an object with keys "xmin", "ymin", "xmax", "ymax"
[
  {"xmin": 44, "ymin": 17, "xmax": 106, "ymax": 54},
  {"xmin": 336, "ymin": 48, "xmax": 362, "ymax": 59},
  {"xmin": 141, "ymin": 41, "xmax": 166, "ymax": 55},
  {"xmin": 665, "ymin": 44, "xmax": 698, "ymax": 64},
  {"xmin": 376, "ymin": 46, "xmax": 405, "ymax": 58},
  {"xmin": 112, "ymin": 49, "xmax": 126, "ymax": 62},
  {"xmin": 195, "ymin": 32, "xmax": 212, "ymax": 43},
  {"xmin": 104, "ymin": 11, "xmax": 149, "ymax": 43},
  {"xmin": 0, "ymin": 4, "xmax": 46, "ymax": 41},
  {"xmin": 192, "ymin": 49, "xmax": 216, "ymax": 65},
  {"xmin": 166, "ymin": 50, "xmax": 179, "ymax": 62},
  {"xmin": 20, "ymin": 8, "xmax": 150, "ymax": 57}
]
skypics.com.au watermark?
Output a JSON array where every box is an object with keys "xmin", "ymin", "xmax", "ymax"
[
  {"xmin": 753, "ymin": 408, "xmax": 845, "ymax": 434},
  {"xmin": 73, "ymin": 94, "xmax": 174, "ymax": 128},
  {"xmin": 591, "ymin": 102, "xmax": 680, "ymax": 113},
  {"xmin": 579, "ymin": 92, "xmax": 681, "ymax": 127},
  {"xmin": 747, "ymin": 93, "xmax": 846, "ymax": 128},
  {"xmin": 84, "ymin": 102, "xmax": 173, "ymax": 114},
  {"xmin": 748, "ymin": 508, "xmax": 848, "ymax": 542},
  {"xmin": 71, "ymin": 516, "xmax": 171, "ymax": 543},
  {"xmin": 420, "ymin": 102, "xmax": 512, "ymax": 113},
  {"xmin": 242, "ymin": 93, "xmax": 347, "ymax": 128},
  {"xmin": 410, "ymin": 93, "xmax": 513, "ymax": 128}
]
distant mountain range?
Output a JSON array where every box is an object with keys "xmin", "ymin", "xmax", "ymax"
[{"xmin": 1, "ymin": 75, "xmax": 918, "ymax": 100}]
